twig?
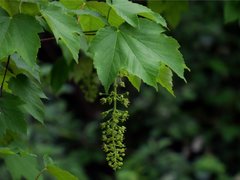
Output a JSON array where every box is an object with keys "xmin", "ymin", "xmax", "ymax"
[
  {"xmin": 40, "ymin": 37, "xmax": 55, "ymax": 42},
  {"xmin": 40, "ymin": 30, "xmax": 98, "ymax": 42},
  {"xmin": 0, "ymin": 56, "xmax": 10, "ymax": 97},
  {"xmin": 35, "ymin": 168, "xmax": 47, "ymax": 180}
]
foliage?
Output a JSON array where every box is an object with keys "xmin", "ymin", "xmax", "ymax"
[
  {"xmin": 224, "ymin": 1, "xmax": 240, "ymax": 23},
  {"xmin": 147, "ymin": 0, "xmax": 188, "ymax": 28},
  {"xmin": 1, "ymin": 0, "xmax": 238, "ymax": 179},
  {"xmin": 30, "ymin": 1, "xmax": 240, "ymax": 179},
  {"xmin": 0, "ymin": 0, "xmax": 189, "ymax": 178}
]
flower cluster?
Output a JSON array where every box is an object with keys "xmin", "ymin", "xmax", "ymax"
[{"xmin": 100, "ymin": 79, "xmax": 129, "ymax": 170}]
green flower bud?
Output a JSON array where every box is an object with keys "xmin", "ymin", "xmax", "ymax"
[
  {"xmin": 100, "ymin": 78, "xmax": 130, "ymax": 170},
  {"xmin": 100, "ymin": 98, "xmax": 107, "ymax": 104}
]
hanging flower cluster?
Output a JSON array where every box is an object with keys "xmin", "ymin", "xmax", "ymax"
[{"xmin": 100, "ymin": 79, "xmax": 129, "ymax": 170}]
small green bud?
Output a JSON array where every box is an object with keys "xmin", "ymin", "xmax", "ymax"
[
  {"xmin": 123, "ymin": 99, "xmax": 129, "ymax": 107},
  {"xmin": 119, "ymin": 81, "xmax": 125, "ymax": 87},
  {"xmin": 100, "ymin": 78, "xmax": 129, "ymax": 170},
  {"xmin": 100, "ymin": 98, "xmax": 107, "ymax": 104}
]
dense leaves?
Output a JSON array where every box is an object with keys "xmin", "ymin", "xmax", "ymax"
[
  {"xmin": 224, "ymin": 1, "xmax": 240, "ymax": 23},
  {"xmin": 0, "ymin": 93, "xmax": 27, "ymax": 136},
  {"xmin": 0, "ymin": 8, "xmax": 42, "ymax": 66},
  {"xmin": 0, "ymin": 0, "xmax": 190, "ymax": 177},
  {"xmin": 8, "ymin": 74, "xmax": 45, "ymax": 123},
  {"xmin": 5, "ymin": 153, "xmax": 40, "ymax": 180}
]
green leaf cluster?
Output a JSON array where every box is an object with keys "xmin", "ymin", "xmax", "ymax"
[
  {"xmin": 0, "ymin": 0, "xmax": 189, "ymax": 174},
  {"xmin": 224, "ymin": 1, "xmax": 240, "ymax": 23}
]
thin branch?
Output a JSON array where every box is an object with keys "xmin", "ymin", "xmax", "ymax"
[
  {"xmin": 40, "ymin": 37, "xmax": 55, "ymax": 42},
  {"xmin": 0, "ymin": 56, "xmax": 10, "ymax": 97},
  {"xmin": 35, "ymin": 168, "xmax": 47, "ymax": 180},
  {"xmin": 40, "ymin": 30, "xmax": 98, "ymax": 42}
]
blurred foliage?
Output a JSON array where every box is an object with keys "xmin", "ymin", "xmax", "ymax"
[
  {"xmin": 1, "ymin": 1, "xmax": 240, "ymax": 179},
  {"xmin": 224, "ymin": 1, "xmax": 240, "ymax": 23},
  {"xmin": 147, "ymin": 0, "xmax": 188, "ymax": 28}
]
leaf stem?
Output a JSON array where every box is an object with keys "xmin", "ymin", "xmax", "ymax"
[
  {"xmin": 35, "ymin": 168, "xmax": 47, "ymax": 180},
  {"xmin": 113, "ymin": 79, "xmax": 117, "ymax": 111},
  {"xmin": 40, "ymin": 30, "xmax": 98, "ymax": 42},
  {"xmin": 112, "ymin": 78, "xmax": 118, "ymax": 170},
  {"xmin": 0, "ymin": 56, "xmax": 10, "ymax": 97},
  {"xmin": 19, "ymin": 0, "xmax": 23, "ymax": 13},
  {"xmin": 107, "ymin": 7, "xmax": 111, "ymax": 21},
  {"xmin": 40, "ymin": 37, "xmax": 55, "ymax": 42}
]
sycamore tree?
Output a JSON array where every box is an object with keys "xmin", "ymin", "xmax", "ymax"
[{"xmin": 0, "ymin": 0, "xmax": 191, "ymax": 179}]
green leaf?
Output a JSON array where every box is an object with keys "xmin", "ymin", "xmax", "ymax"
[
  {"xmin": 70, "ymin": 9, "xmax": 108, "ymax": 32},
  {"xmin": 60, "ymin": 0, "xmax": 85, "ymax": 10},
  {"xmin": 194, "ymin": 155, "xmax": 225, "ymax": 174},
  {"xmin": 0, "ymin": 0, "xmax": 40, "ymax": 16},
  {"xmin": 224, "ymin": 1, "xmax": 240, "ymax": 23},
  {"xmin": 47, "ymin": 165, "xmax": 78, "ymax": 180},
  {"xmin": 0, "ymin": 93, "xmax": 27, "ymax": 136},
  {"xmin": 89, "ymin": 19, "xmax": 187, "ymax": 91},
  {"xmin": 11, "ymin": 53, "xmax": 40, "ymax": 82},
  {"xmin": 21, "ymin": 1, "xmax": 40, "ymax": 16},
  {"xmin": 8, "ymin": 74, "xmax": 46, "ymax": 123},
  {"xmin": 0, "ymin": 8, "xmax": 42, "ymax": 66},
  {"xmin": 127, "ymin": 74, "xmax": 141, "ymax": 92},
  {"xmin": 107, "ymin": 0, "xmax": 167, "ymax": 28},
  {"xmin": 157, "ymin": 65, "xmax": 174, "ymax": 96},
  {"xmin": 79, "ymin": 14, "xmax": 105, "ymax": 34},
  {"xmin": 5, "ymin": 153, "xmax": 40, "ymax": 180},
  {"xmin": 121, "ymin": 70, "xmax": 141, "ymax": 91},
  {"xmin": 0, "ymin": 61, "xmax": 14, "ymax": 92},
  {"xmin": 72, "ymin": 9, "xmax": 108, "ymax": 24},
  {"xmin": 41, "ymin": 3, "xmax": 83, "ymax": 62},
  {"xmin": 86, "ymin": 1, "xmax": 124, "ymax": 27},
  {"xmin": 51, "ymin": 58, "xmax": 69, "ymax": 92},
  {"xmin": 147, "ymin": 0, "xmax": 188, "ymax": 28},
  {"xmin": 0, "ymin": 0, "xmax": 19, "ymax": 16},
  {"xmin": 0, "ymin": 147, "xmax": 16, "ymax": 156}
]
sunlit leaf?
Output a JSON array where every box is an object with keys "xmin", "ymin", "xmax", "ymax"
[
  {"xmin": 107, "ymin": 0, "xmax": 167, "ymax": 28},
  {"xmin": 157, "ymin": 65, "xmax": 174, "ymax": 96}
]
